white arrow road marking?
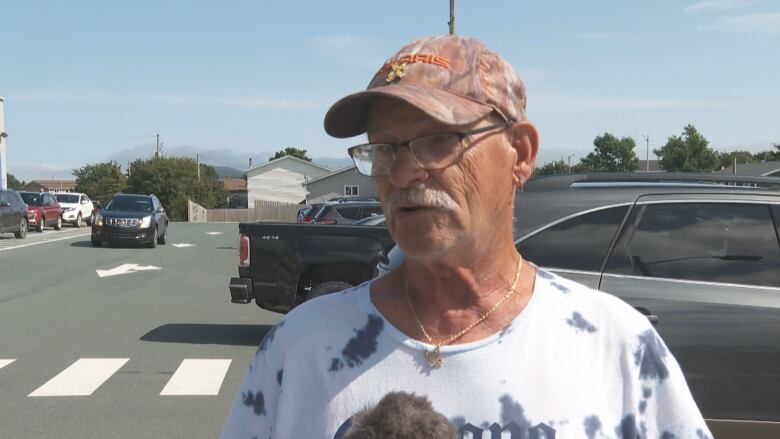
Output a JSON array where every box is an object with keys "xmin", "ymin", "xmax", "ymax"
[
  {"xmin": 29, "ymin": 358, "xmax": 129, "ymax": 397},
  {"xmin": 96, "ymin": 263, "xmax": 162, "ymax": 278},
  {"xmin": 171, "ymin": 243, "xmax": 195, "ymax": 248},
  {"xmin": 206, "ymin": 232, "xmax": 223, "ymax": 235},
  {"xmin": 0, "ymin": 359, "xmax": 16, "ymax": 371},
  {"xmin": 160, "ymin": 359, "xmax": 232, "ymax": 396}
]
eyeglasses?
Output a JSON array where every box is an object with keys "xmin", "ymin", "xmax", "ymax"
[{"xmin": 348, "ymin": 122, "xmax": 511, "ymax": 177}]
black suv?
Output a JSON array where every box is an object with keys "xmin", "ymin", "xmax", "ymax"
[
  {"xmin": 91, "ymin": 193, "xmax": 169, "ymax": 248},
  {"xmin": 381, "ymin": 173, "xmax": 780, "ymax": 437},
  {"xmin": 0, "ymin": 189, "xmax": 29, "ymax": 239},
  {"xmin": 313, "ymin": 201, "xmax": 383, "ymax": 225}
]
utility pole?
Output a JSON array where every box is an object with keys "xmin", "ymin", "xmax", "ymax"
[
  {"xmin": 0, "ymin": 96, "xmax": 8, "ymax": 190},
  {"xmin": 155, "ymin": 133, "xmax": 160, "ymax": 159},
  {"xmin": 196, "ymin": 153, "xmax": 200, "ymax": 181},
  {"xmin": 448, "ymin": 0, "xmax": 456, "ymax": 35},
  {"xmin": 567, "ymin": 154, "xmax": 575, "ymax": 173}
]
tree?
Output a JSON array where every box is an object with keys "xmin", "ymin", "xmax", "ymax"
[
  {"xmin": 716, "ymin": 150, "xmax": 754, "ymax": 170},
  {"xmin": 577, "ymin": 133, "xmax": 639, "ymax": 172},
  {"xmin": 270, "ymin": 147, "xmax": 311, "ymax": 162},
  {"xmin": 654, "ymin": 125, "xmax": 718, "ymax": 172},
  {"xmin": 7, "ymin": 173, "xmax": 25, "ymax": 190},
  {"xmin": 535, "ymin": 159, "xmax": 570, "ymax": 176},
  {"xmin": 126, "ymin": 157, "xmax": 227, "ymax": 221},
  {"xmin": 752, "ymin": 144, "xmax": 780, "ymax": 162},
  {"xmin": 72, "ymin": 161, "xmax": 127, "ymax": 204}
]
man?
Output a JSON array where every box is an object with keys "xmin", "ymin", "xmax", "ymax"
[{"xmin": 222, "ymin": 35, "xmax": 711, "ymax": 439}]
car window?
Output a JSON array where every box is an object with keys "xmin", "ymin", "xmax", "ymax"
[
  {"xmin": 0, "ymin": 191, "xmax": 9, "ymax": 204},
  {"xmin": 56, "ymin": 194, "xmax": 80, "ymax": 203},
  {"xmin": 516, "ymin": 205, "xmax": 629, "ymax": 272},
  {"xmin": 335, "ymin": 206, "xmax": 362, "ymax": 220},
  {"xmin": 606, "ymin": 203, "xmax": 780, "ymax": 288},
  {"xmin": 21, "ymin": 192, "xmax": 44, "ymax": 206}
]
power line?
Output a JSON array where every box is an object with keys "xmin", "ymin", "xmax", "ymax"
[{"xmin": 10, "ymin": 134, "xmax": 156, "ymax": 139}]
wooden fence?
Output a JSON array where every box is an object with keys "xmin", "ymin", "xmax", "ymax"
[{"xmin": 188, "ymin": 199, "xmax": 305, "ymax": 223}]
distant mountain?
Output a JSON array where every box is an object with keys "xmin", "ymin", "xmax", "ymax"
[
  {"xmin": 312, "ymin": 156, "xmax": 353, "ymax": 170},
  {"xmin": 103, "ymin": 145, "xmax": 274, "ymax": 172},
  {"xmin": 212, "ymin": 166, "xmax": 245, "ymax": 178},
  {"xmin": 89, "ymin": 146, "xmax": 353, "ymax": 178}
]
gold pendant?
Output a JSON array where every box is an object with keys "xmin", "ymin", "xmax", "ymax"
[{"xmin": 425, "ymin": 346, "xmax": 443, "ymax": 369}]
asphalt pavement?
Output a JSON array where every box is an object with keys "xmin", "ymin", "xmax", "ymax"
[{"xmin": 0, "ymin": 223, "xmax": 282, "ymax": 439}]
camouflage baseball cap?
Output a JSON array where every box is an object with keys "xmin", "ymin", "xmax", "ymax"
[{"xmin": 324, "ymin": 35, "xmax": 527, "ymax": 138}]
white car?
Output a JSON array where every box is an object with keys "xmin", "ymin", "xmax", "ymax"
[{"xmin": 54, "ymin": 192, "xmax": 94, "ymax": 227}]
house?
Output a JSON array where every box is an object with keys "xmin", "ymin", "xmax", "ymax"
[
  {"xmin": 22, "ymin": 180, "xmax": 77, "ymax": 192},
  {"xmin": 244, "ymin": 155, "xmax": 331, "ymax": 206},
  {"xmin": 220, "ymin": 177, "xmax": 248, "ymax": 208},
  {"xmin": 715, "ymin": 161, "xmax": 780, "ymax": 177},
  {"xmin": 304, "ymin": 165, "xmax": 377, "ymax": 202}
]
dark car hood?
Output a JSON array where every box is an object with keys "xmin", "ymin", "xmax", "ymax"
[{"xmin": 101, "ymin": 210, "xmax": 152, "ymax": 218}]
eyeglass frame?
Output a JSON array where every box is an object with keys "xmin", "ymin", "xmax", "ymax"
[{"xmin": 347, "ymin": 120, "xmax": 514, "ymax": 177}]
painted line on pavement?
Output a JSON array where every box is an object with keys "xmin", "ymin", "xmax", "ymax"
[
  {"xmin": 0, "ymin": 231, "xmax": 91, "ymax": 253},
  {"xmin": 96, "ymin": 263, "xmax": 162, "ymax": 278},
  {"xmin": 29, "ymin": 358, "xmax": 129, "ymax": 397},
  {"xmin": 160, "ymin": 359, "xmax": 232, "ymax": 396},
  {"xmin": 206, "ymin": 232, "xmax": 223, "ymax": 235},
  {"xmin": 171, "ymin": 243, "xmax": 195, "ymax": 248},
  {"xmin": 0, "ymin": 359, "xmax": 16, "ymax": 370}
]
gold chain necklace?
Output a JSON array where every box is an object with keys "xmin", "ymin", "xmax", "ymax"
[{"xmin": 404, "ymin": 256, "xmax": 523, "ymax": 369}]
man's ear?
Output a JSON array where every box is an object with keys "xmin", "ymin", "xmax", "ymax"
[{"xmin": 509, "ymin": 121, "xmax": 539, "ymax": 187}]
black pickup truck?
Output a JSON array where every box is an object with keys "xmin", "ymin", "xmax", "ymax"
[{"xmin": 228, "ymin": 222, "xmax": 394, "ymax": 313}]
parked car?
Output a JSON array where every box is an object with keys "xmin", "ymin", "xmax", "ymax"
[
  {"xmin": 0, "ymin": 189, "xmax": 29, "ymax": 238},
  {"xmin": 91, "ymin": 193, "xmax": 169, "ymax": 248},
  {"xmin": 297, "ymin": 203, "xmax": 325, "ymax": 223},
  {"xmin": 378, "ymin": 173, "xmax": 780, "ymax": 437},
  {"xmin": 54, "ymin": 192, "xmax": 94, "ymax": 227},
  {"xmin": 313, "ymin": 201, "xmax": 383, "ymax": 225},
  {"xmin": 19, "ymin": 192, "xmax": 62, "ymax": 232},
  {"xmin": 228, "ymin": 222, "xmax": 394, "ymax": 313}
]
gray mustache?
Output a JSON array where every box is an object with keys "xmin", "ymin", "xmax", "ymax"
[{"xmin": 386, "ymin": 187, "xmax": 457, "ymax": 212}]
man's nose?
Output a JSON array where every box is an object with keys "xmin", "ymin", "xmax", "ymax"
[{"xmin": 387, "ymin": 145, "xmax": 429, "ymax": 188}]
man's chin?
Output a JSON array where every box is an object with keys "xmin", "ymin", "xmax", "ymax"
[{"xmin": 390, "ymin": 222, "xmax": 456, "ymax": 260}]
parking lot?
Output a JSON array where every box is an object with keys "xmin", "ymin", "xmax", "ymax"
[{"xmin": 0, "ymin": 223, "xmax": 280, "ymax": 439}]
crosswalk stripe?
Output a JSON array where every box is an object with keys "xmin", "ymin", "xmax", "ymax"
[
  {"xmin": 28, "ymin": 358, "xmax": 129, "ymax": 397},
  {"xmin": 0, "ymin": 359, "xmax": 16, "ymax": 370},
  {"xmin": 160, "ymin": 359, "xmax": 232, "ymax": 396}
]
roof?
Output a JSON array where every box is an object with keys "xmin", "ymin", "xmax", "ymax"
[
  {"xmin": 715, "ymin": 161, "xmax": 780, "ymax": 177},
  {"xmin": 23, "ymin": 180, "xmax": 78, "ymax": 191},
  {"xmin": 220, "ymin": 177, "xmax": 247, "ymax": 192},
  {"xmin": 304, "ymin": 165, "xmax": 357, "ymax": 185},
  {"xmin": 245, "ymin": 155, "xmax": 331, "ymax": 174}
]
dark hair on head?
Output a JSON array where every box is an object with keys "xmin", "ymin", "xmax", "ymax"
[{"xmin": 343, "ymin": 391, "xmax": 458, "ymax": 439}]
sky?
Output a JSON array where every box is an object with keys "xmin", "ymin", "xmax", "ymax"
[{"xmin": 1, "ymin": 0, "xmax": 779, "ymax": 180}]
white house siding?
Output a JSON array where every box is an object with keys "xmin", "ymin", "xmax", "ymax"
[
  {"xmin": 306, "ymin": 168, "xmax": 377, "ymax": 202},
  {"xmin": 245, "ymin": 158, "xmax": 330, "ymax": 205}
]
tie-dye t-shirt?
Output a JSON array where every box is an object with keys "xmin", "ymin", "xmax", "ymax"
[{"xmin": 221, "ymin": 269, "xmax": 712, "ymax": 439}]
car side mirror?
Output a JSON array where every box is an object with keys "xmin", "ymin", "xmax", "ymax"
[
  {"xmin": 0, "ymin": 201, "xmax": 9, "ymax": 207},
  {"xmin": 157, "ymin": 208, "xmax": 165, "ymax": 213},
  {"xmin": 81, "ymin": 200, "xmax": 88, "ymax": 204}
]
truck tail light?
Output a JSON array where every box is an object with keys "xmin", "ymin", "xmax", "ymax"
[
  {"xmin": 316, "ymin": 220, "xmax": 337, "ymax": 225},
  {"xmin": 238, "ymin": 233, "xmax": 250, "ymax": 268}
]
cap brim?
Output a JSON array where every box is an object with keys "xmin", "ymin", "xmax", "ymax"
[{"xmin": 324, "ymin": 83, "xmax": 493, "ymax": 138}]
